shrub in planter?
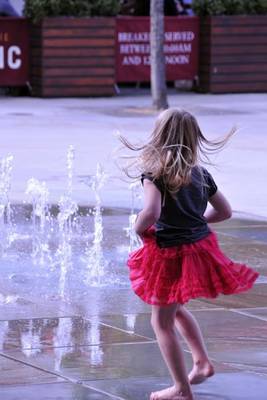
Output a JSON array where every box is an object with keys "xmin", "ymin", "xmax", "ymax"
[
  {"xmin": 193, "ymin": 0, "xmax": 267, "ymax": 16},
  {"xmin": 193, "ymin": 0, "xmax": 267, "ymax": 93},
  {"xmin": 24, "ymin": 0, "xmax": 121, "ymax": 21},
  {"xmin": 24, "ymin": 0, "xmax": 92, "ymax": 22},
  {"xmin": 90, "ymin": 0, "xmax": 120, "ymax": 16},
  {"xmin": 24, "ymin": 0, "xmax": 120, "ymax": 97}
]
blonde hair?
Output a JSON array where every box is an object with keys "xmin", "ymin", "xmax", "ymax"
[{"xmin": 120, "ymin": 108, "xmax": 235, "ymax": 194}]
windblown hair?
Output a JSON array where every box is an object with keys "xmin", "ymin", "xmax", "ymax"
[{"xmin": 120, "ymin": 108, "xmax": 235, "ymax": 194}]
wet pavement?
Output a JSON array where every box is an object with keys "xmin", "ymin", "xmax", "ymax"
[
  {"xmin": 0, "ymin": 217, "xmax": 266, "ymax": 399},
  {"xmin": 0, "ymin": 91, "xmax": 267, "ymax": 398}
]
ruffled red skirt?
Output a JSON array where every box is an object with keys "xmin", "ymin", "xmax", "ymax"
[{"xmin": 127, "ymin": 228, "xmax": 259, "ymax": 306}]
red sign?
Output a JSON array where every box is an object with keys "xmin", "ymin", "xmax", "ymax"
[
  {"xmin": 0, "ymin": 18, "xmax": 29, "ymax": 86},
  {"xmin": 116, "ymin": 16, "xmax": 199, "ymax": 82}
]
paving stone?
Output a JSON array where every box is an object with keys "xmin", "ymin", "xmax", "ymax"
[
  {"xmin": 97, "ymin": 306, "xmax": 224, "ymax": 340},
  {"xmin": 0, "ymin": 295, "xmax": 75, "ymax": 321},
  {"xmin": 200, "ymin": 284, "xmax": 267, "ymax": 309},
  {"xmin": 2, "ymin": 342, "xmax": 169, "ymax": 381},
  {"xmin": 0, "ymin": 355, "xmax": 62, "ymax": 385},
  {"xmin": 0, "ymin": 382, "xmax": 116, "ymax": 400},
  {"xmin": 206, "ymin": 340, "xmax": 267, "ymax": 375},
  {"xmin": 0, "ymin": 316, "xmax": 148, "ymax": 352},
  {"xmin": 195, "ymin": 372, "xmax": 267, "ymax": 400},
  {"xmin": 191, "ymin": 309, "xmax": 267, "ymax": 340},
  {"xmin": 236, "ymin": 307, "xmax": 267, "ymax": 321},
  {"xmin": 215, "ymin": 218, "xmax": 267, "ymax": 244},
  {"xmin": 88, "ymin": 370, "xmax": 267, "ymax": 400},
  {"xmin": 216, "ymin": 233, "xmax": 267, "ymax": 273},
  {"xmin": 2, "ymin": 340, "xmax": 245, "ymax": 384}
]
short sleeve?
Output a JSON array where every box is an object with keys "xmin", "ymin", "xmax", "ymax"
[
  {"xmin": 141, "ymin": 173, "xmax": 163, "ymax": 194},
  {"xmin": 204, "ymin": 170, "xmax": 218, "ymax": 197}
]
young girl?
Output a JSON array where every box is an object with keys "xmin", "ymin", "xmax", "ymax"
[{"xmin": 122, "ymin": 108, "xmax": 259, "ymax": 400}]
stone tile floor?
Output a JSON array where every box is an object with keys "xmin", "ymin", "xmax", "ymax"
[{"xmin": 0, "ymin": 218, "xmax": 267, "ymax": 399}]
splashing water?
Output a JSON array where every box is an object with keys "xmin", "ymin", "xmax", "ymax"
[
  {"xmin": 89, "ymin": 315, "xmax": 104, "ymax": 366},
  {"xmin": 53, "ymin": 317, "xmax": 73, "ymax": 371},
  {"xmin": 124, "ymin": 181, "xmax": 142, "ymax": 251},
  {"xmin": 56, "ymin": 145, "xmax": 78, "ymax": 298},
  {"xmin": 0, "ymin": 147, "xmax": 136, "ymax": 303},
  {"xmin": 84, "ymin": 163, "xmax": 108, "ymax": 286},
  {"xmin": 0, "ymin": 155, "xmax": 14, "ymax": 254},
  {"xmin": 67, "ymin": 145, "xmax": 75, "ymax": 196},
  {"xmin": 0, "ymin": 321, "xmax": 9, "ymax": 351},
  {"xmin": 25, "ymin": 178, "xmax": 52, "ymax": 266},
  {"xmin": 21, "ymin": 319, "xmax": 41, "ymax": 357},
  {"xmin": 126, "ymin": 314, "xmax": 137, "ymax": 333}
]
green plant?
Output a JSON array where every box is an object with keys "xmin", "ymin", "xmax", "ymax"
[
  {"xmin": 192, "ymin": 0, "xmax": 267, "ymax": 15},
  {"xmin": 192, "ymin": 0, "xmax": 225, "ymax": 16},
  {"xmin": 24, "ymin": 0, "xmax": 121, "ymax": 22},
  {"xmin": 24, "ymin": 0, "xmax": 91, "ymax": 21},
  {"xmin": 91, "ymin": 0, "xmax": 120, "ymax": 16},
  {"xmin": 243, "ymin": 0, "xmax": 267, "ymax": 14},
  {"xmin": 222, "ymin": 0, "xmax": 244, "ymax": 15}
]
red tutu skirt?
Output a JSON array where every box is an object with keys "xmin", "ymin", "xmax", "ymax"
[{"xmin": 127, "ymin": 228, "xmax": 259, "ymax": 306}]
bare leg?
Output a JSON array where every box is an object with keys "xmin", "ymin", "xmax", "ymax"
[
  {"xmin": 175, "ymin": 306, "xmax": 214, "ymax": 384},
  {"xmin": 150, "ymin": 303, "xmax": 194, "ymax": 400}
]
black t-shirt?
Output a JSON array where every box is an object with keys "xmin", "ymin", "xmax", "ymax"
[{"xmin": 142, "ymin": 166, "xmax": 217, "ymax": 248}]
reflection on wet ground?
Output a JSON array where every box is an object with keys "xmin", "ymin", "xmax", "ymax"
[{"xmin": 0, "ymin": 217, "xmax": 267, "ymax": 399}]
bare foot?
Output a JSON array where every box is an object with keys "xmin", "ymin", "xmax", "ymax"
[
  {"xmin": 150, "ymin": 385, "xmax": 194, "ymax": 400},
  {"xmin": 189, "ymin": 361, "xmax": 215, "ymax": 385}
]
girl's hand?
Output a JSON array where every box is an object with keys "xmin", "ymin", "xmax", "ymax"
[
  {"xmin": 138, "ymin": 226, "xmax": 155, "ymax": 244},
  {"xmin": 137, "ymin": 233, "xmax": 144, "ymax": 246}
]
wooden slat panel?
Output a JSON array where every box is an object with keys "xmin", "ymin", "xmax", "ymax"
[
  {"xmin": 30, "ymin": 17, "xmax": 116, "ymax": 97},
  {"xmin": 210, "ymin": 45, "xmax": 267, "ymax": 55},
  {"xmin": 31, "ymin": 66, "xmax": 42, "ymax": 76},
  {"xmin": 210, "ymin": 16, "xmax": 267, "ymax": 26},
  {"xmin": 211, "ymin": 73, "xmax": 267, "ymax": 83},
  {"xmin": 43, "ymin": 38, "xmax": 114, "ymax": 47},
  {"xmin": 199, "ymin": 16, "xmax": 267, "ymax": 93},
  {"xmin": 199, "ymin": 39, "xmax": 211, "ymax": 47},
  {"xmin": 198, "ymin": 73, "xmax": 210, "ymax": 81},
  {"xmin": 32, "ymin": 88, "xmax": 42, "ymax": 96},
  {"xmin": 207, "ymin": 54, "xmax": 267, "ymax": 64},
  {"xmin": 201, "ymin": 64, "xmax": 267, "ymax": 73},
  {"xmin": 213, "ymin": 26, "xmax": 267, "ymax": 35},
  {"xmin": 31, "ymin": 48, "xmax": 42, "ymax": 57},
  {"xmin": 44, "ymin": 67, "xmax": 114, "ymax": 77},
  {"xmin": 42, "ymin": 57, "xmax": 114, "ymax": 67},
  {"xmin": 212, "ymin": 35, "xmax": 267, "ymax": 45},
  {"xmin": 43, "ymin": 28, "xmax": 114, "ymax": 38},
  {"xmin": 43, "ymin": 47, "xmax": 114, "ymax": 57},
  {"xmin": 30, "ymin": 30, "xmax": 42, "ymax": 39},
  {"xmin": 43, "ymin": 17, "xmax": 115, "ymax": 28},
  {"xmin": 31, "ymin": 38, "xmax": 44, "ymax": 47},
  {"xmin": 31, "ymin": 58, "xmax": 43, "ymax": 67},
  {"xmin": 199, "ymin": 63, "xmax": 267, "ymax": 75},
  {"xmin": 31, "ymin": 77, "xmax": 43, "ymax": 85},
  {"xmin": 43, "ymin": 85, "xmax": 115, "ymax": 97},
  {"xmin": 43, "ymin": 77, "xmax": 114, "ymax": 86},
  {"xmin": 209, "ymin": 82, "xmax": 267, "ymax": 93}
]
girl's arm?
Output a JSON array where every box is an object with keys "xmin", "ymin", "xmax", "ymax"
[
  {"xmin": 205, "ymin": 190, "xmax": 232, "ymax": 223},
  {"xmin": 134, "ymin": 179, "xmax": 161, "ymax": 236}
]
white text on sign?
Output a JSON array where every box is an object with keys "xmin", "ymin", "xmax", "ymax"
[{"xmin": 0, "ymin": 46, "xmax": 22, "ymax": 70}]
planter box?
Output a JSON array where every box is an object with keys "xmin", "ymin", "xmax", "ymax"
[
  {"xmin": 30, "ymin": 17, "xmax": 116, "ymax": 97},
  {"xmin": 198, "ymin": 16, "xmax": 267, "ymax": 93}
]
